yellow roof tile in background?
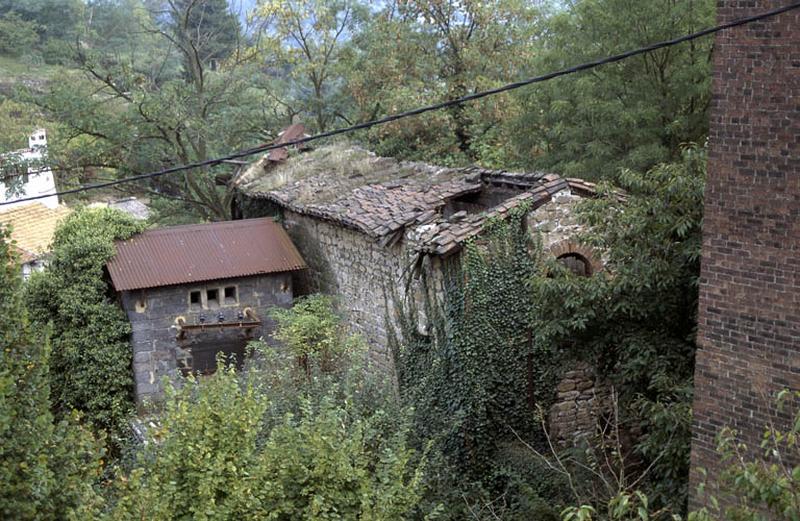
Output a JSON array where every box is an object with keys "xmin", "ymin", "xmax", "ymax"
[{"xmin": 0, "ymin": 203, "xmax": 71, "ymax": 262}]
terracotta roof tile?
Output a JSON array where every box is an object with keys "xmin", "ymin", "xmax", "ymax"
[{"xmin": 0, "ymin": 203, "xmax": 71, "ymax": 262}]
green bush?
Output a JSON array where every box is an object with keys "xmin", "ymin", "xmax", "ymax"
[
  {"xmin": 529, "ymin": 146, "xmax": 706, "ymax": 513},
  {"xmin": 25, "ymin": 207, "xmax": 145, "ymax": 450},
  {"xmin": 108, "ymin": 355, "xmax": 423, "ymax": 519},
  {"xmin": 0, "ymin": 13, "xmax": 39, "ymax": 58},
  {"xmin": 107, "ymin": 294, "xmax": 423, "ymax": 520},
  {"xmin": 0, "ymin": 224, "xmax": 104, "ymax": 520}
]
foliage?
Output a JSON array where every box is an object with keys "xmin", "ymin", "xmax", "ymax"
[
  {"xmin": 167, "ymin": 0, "xmax": 241, "ymax": 76},
  {"xmin": 107, "ymin": 296, "xmax": 424, "ymax": 520},
  {"xmin": 563, "ymin": 391, "xmax": 800, "ymax": 521},
  {"xmin": 529, "ymin": 146, "xmax": 706, "ymax": 513},
  {"xmin": 26, "ymin": 0, "xmax": 270, "ymax": 221},
  {"xmin": 24, "ymin": 207, "xmax": 145, "ymax": 450},
  {"xmin": 270, "ymin": 294, "xmax": 361, "ymax": 361},
  {"xmin": 512, "ymin": 0, "xmax": 714, "ymax": 180},
  {"xmin": 256, "ymin": 0, "xmax": 367, "ymax": 132},
  {"xmin": 0, "ymin": 224, "xmax": 105, "ymax": 520},
  {"xmin": 0, "ymin": 99, "xmax": 47, "ymax": 151},
  {"xmin": 691, "ymin": 390, "xmax": 800, "ymax": 521},
  {"xmin": 345, "ymin": 0, "xmax": 541, "ymax": 166},
  {"xmin": 0, "ymin": 12, "xmax": 40, "ymax": 58},
  {"xmin": 0, "ymin": 0, "xmax": 84, "ymax": 65},
  {"xmin": 562, "ymin": 490, "xmax": 680, "ymax": 521},
  {"xmin": 391, "ymin": 206, "xmax": 561, "ymax": 519}
]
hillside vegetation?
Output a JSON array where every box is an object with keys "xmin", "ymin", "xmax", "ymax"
[{"xmin": 5, "ymin": 1, "xmax": 792, "ymax": 520}]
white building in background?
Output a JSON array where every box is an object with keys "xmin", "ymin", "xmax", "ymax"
[{"xmin": 0, "ymin": 129, "xmax": 59, "ymax": 211}]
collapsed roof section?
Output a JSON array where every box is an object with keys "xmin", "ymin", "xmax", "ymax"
[{"xmin": 237, "ymin": 144, "xmax": 601, "ymax": 256}]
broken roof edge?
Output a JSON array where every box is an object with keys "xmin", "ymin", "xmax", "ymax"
[
  {"xmin": 235, "ymin": 139, "xmax": 607, "ymax": 246},
  {"xmin": 412, "ymin": 177, "xmax": 572, "ymax": 258}
]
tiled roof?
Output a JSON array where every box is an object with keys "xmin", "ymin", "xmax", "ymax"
[
  {"xmin": 107, "ymin": 218, "xmax": 307, "ymax": 291},
  {"xmin": 409, "ymin": 175, "xmax": 570, "ymax": 257},
  {"xmin": 0, "ymin": 203, "xmax": 71, "ymax": 263},
  {"xmin": 239, "ymin": 144, "xmax": 599, "ymax": 256}
]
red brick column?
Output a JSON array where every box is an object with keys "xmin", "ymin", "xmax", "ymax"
[{"xmin": 689, "ymin": 0, "xmax": 800, "ymax": 511}]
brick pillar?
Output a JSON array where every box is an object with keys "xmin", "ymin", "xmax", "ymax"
[{"xmin": 689, "ymin": 0, "xmax": 800, "ymax": 511}]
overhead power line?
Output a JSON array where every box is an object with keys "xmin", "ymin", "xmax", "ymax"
[{"xmin": 2, "ymin": 1, "xmax": 799, "ymax": 207}]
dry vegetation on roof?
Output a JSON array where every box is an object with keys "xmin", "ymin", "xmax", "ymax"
[{"xmin": 242, "ymin": 143, "xmax": 469, "ymax": 206}]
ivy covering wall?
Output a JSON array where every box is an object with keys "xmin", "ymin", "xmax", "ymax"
[
  {"xmin": 25, "ymin": 207, "xmax": 145, "ymax": 451},
  {"xmin": 391, "ymin": 207, "xmax": 567, "ymax": 518},
  {"xmin": 391, "ymin": 146, "xmax": 705, "ymax": 517}
]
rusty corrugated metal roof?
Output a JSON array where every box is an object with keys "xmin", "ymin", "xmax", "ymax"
[{"xmin": 107, "ymin": 217, "xmax": 306, "ymax": 291}]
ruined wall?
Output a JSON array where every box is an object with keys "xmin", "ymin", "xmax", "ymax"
[
  {"xmin": 689, "ymin": 1, "xmax": 800, "ymax": 510},
  {"xmin": 120, "ymin": 273, "xmax": 293, "ymax": 403},
  {"xmin": 280, "ymin": 210, "xmax": 409, "ymax": 370},
  {"xmin": 548, "ymin": 362, "xmax": 609, "ymax": 446}
]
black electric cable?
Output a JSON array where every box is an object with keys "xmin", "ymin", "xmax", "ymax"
[{"xmin": 2, "ymin": 1, "xmax": 798, "ymax": 207}]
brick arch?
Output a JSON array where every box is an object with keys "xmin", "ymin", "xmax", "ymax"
[{"xmin": 547, "ymin": 239, "xmax": 602, "ymax": 275}]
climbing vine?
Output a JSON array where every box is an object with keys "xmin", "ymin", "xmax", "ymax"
[
  {"xmin": 25, "ymin": 207, "xmax": 145, "ymax": 452},
  {"xmin": 391, "ymin": 206, "xmax": 564, "ymax": 518}
]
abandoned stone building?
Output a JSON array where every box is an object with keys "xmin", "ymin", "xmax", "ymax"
[
  {"xmin": 106, "ymin": 217, "xmax": 306, "ymax": 402},
  {"xmin": 689, "ymin": 0, "xmax": 800, "ymax": 510},
  {"xmin": 234, "ymin": 144, "xmax": 606, "ymax": 443},
  {"xmin": 235, "ymin": 146, "xmax": 601, "ymax": 360}
]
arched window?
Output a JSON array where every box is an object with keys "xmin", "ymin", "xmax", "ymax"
[{"xmin": 556, "ymin": 252, "xmax": 592, "ymax": 277}]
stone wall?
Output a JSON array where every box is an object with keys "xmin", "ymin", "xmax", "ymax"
[
  {"xmin": 689, "ymin": 1, "xmax": 800, "ymax": 510},
  {"xmin": 120, "ymin": 273, "xmax": 293, "ymax": 404},
  {"xmin": 549, "ymin": 362, "xmax": 608, "ymax": 446},
  {"xmin": 281, "ymin": 210, "xmax": 410, "ymax": 370}
]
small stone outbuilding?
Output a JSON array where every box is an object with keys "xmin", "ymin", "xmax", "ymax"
[{"xmin": 107, "ymin": 217, "xmax": 306, "ymax": 403}]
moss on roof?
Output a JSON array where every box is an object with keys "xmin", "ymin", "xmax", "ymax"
[{"xmin": 239, "ymin": 144, "xmax": 465, "ymax": 206}]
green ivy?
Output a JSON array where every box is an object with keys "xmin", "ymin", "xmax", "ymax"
[
  {"xmin": 24, "ymin": 207, "xmax": 145, "ymax": 452},
  {"xmin": 0, "ymin": 224, "xmax": 105, "ymax": 520},
  {"xmin": 391, "ymin": 206, "xmax": 562, "ymax": 518},
  {"xmin": 529, "ymin": 146, "xmax": 706, "ymax": 514}
]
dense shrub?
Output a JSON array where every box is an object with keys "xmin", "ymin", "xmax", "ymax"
[
  {"xmin": 25, "ymin": 207, "xmax": 145, "ymax": 449},
  {"xmin": 391, "ymin": 205, "xmax": 563, "ymax": 519},
  {"xmin": 0, "ymin": 225, "xmax": 104, "ymax": 520},
  {"xmin": 530, "ymin": 146, "xmax": 706, "ymax": 514},
  {"xmin": 107, "ymin": 295, "xmax": 424, "ymax": 520}
]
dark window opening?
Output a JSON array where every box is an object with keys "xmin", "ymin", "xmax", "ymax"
[
  {"xmin": 557, "ymin": 253, "xmax": 592, "ymax": 277},
  {"xmin": 180, "ymin": 342, "xmax": 247, "ymax": 377},
  {"xmin": 189, "ymin": 290, "xmax": 202, "ymax": 310},
  {"xmin": 206, "ymin": 288, "xmax": 220, "ymax": 308},
  {"xmin": 443, "ymin": 185, "xmax": 524, "ymax": 218},
  {"xmin": 224, "ymin": 286, "xmax": 237, "ymax": 305}
]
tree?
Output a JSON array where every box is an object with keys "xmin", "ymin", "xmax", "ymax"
[
  {"xmin": 0, "ymin": 99, "xmax": 47, "ymax": 151},
  {"xmin": 530, "ymin": 145, "xmax": 706, "ymax": 513},
  {"xmin": 161, "ymin": 0, "xmax": 242, "ymax": 76},
  {"xmin": 0, "ymin": 0, "xmax": 85, "ymax": 63},
  {"xmin": 0, "ymin": 12, "xmax": 39, "ymax": 58},
  {"xmin": 108, "ymin": 296, "xmax": 424, "ymax": 520},
  {"xmin": 346, "ymin": 0, "xmax": 541, "ymax": 165},
  {"xmin": 512, "ymin": 0, "xmax": 714, "ymax": 180},
  {"xmin": 0, "ymin": 224, "xmax": 104, "ymax": 520},
  {"xmin": 25, "ymin": 208, "xmax": 145, "ymax": 450},
  {"xmin": 30, "ymin": 0, "xmax": 277, "ymax": 221},
  {"xmin": 255, "ymin": 0, "xmax": 365, "ymax": 132}
]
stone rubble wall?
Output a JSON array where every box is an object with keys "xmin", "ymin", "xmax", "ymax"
[
  {"xmin": 548, "ymin": 362, "xmax": 609, "ymax": 446},
  {"xmin": 120, "ymin": 273, "xmax": 293, "ymax": 404},
  {"xmin": 281, "ymin": 210, "xmax": 411, "ymax": 371}
]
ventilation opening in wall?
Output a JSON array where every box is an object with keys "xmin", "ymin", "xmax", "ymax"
[
  {"xmin": 224, "ymin": 286, "xmax": 237, "ymax": 305},
  {"xmin": 206, "ymin": 288, "xmax": 220, "ymax": 308},
  {"xmin": 557, "ymin": 253, "xmax": 592, "ymax": 277},
  {"xmin": 189, "ymin": 290, "xmax": 202, "ymax": 310}
]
